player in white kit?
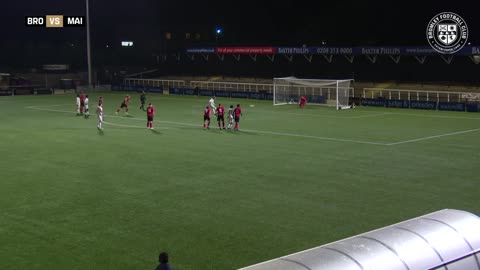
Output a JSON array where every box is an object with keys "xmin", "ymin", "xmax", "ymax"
[
  {"xmin": 84, "ymin": 95, "xmax": 90, "ymax": 118},
  {"xmin": 76, "ymin": 95, "xmax": 81, "ymax": 115},
  {"xmin": 209, "ymin": 97, "xmax": 217, "ymax": 115},
  {"xmin": 96, "ymin": 105, "xmax": 104, "ymax": 130},
  {"xmin": 227, "ymin": 105, "xmax": 234, "ymax": 129}
]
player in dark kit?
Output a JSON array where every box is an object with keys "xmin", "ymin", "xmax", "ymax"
[
  {"xmin": 234, "ymin": 104, "xmax": 242, "ymax": 131},
  {"xmin": 98, "ymin": 96, "xmax": 103, "ymax": 106},
  {"xmin": 116, "ymin": 95, "xmax": 130, "ymax": 115},
  {"xmin": 216, "ymin": 104, "xmax": 226, "ymax": 129},
  {"xmin": 140, "ymin": 91, "xmax": 146, "ymax": 111},
  {"xmin": 203, "ymin": 106, "xmax": 211, "ymax": 129},
  {"xmin": 154, "ymin": 252, "xmax": 173, "ymax": 270},
  {"xmin": 147, "ymin": 103, "xmax": 154, "ymax": 129}
]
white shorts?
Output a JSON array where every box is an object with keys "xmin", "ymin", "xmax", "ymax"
[
  {"xmin": 85, "ymin": 105, "xmax": 89, "ymax": 111},
  {"xmin": 98, "ymin": 116, "xmax": 103, "ymax": 122}
]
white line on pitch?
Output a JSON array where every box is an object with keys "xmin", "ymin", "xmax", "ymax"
[
  {"xmin": 386, "ymin": 128, "xmax": 480, "ymax": 146},
  {"xmin": 241, "ymin": 129, "xmax": 387, "ymax": 145},
  {"xmin": 11, "ymin": 94, "xmax": 480, "ymax": 120},
  {"xmin": 64, "ymin": 93, "xmax": 384, "ymax": 116},
  {"xmin": 26, "ymin": 104, "xmax": 75, "ymax": 108},
  {"xmin": 247, "ymin": 109, "xmax": 391, "ymax": 119},
  {"xmin": 103, "ymin": 121, "xmax": 170, "ymax": 129},
  {"xmin": 108, "ymin": 95, "xmax": 480, "ymax": 120},
  {"xmin": 349, "ymin": 113, "xmax": 393, "ymax": 119},
  {"xmin": 103, "ymin": 121, "xmax": 145, "ymax": 128},
  {"xmin": 26, "ymin": 106, "xmax": 387, "ymax": 146},
  {"xmin": 391, "ymin": 112, "xmax": 480, "ymax": 120},
  {"xmin": 25, "ymin": 93, "xmax": 480, "ymax": 120}
]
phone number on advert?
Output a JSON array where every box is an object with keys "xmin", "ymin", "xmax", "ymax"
[{"xmin": 316, "ymin": 48, "xmax": 353, "ymax": 54}]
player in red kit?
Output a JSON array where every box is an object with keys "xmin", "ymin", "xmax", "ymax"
[
  {"xmin": 98, "ymin": 96, "xmax": 103, "ymax": 106},
  {"xmin": 79, "ymin": 92, "xmax": 86, "ymax": 114},
  {"xmin": 299, "ymin": 96, "xmax": 307, "ymax": 108},
  {"xmin": 116, "ymin": 95, "xmax": 130, "ymax": 115},
  {"xmin": 216, "ymin": 104, "xmax": 226, "ymax": 129},
  {"xmin": 147, "ymin": 103, "xmax": 155, "ymax": 129},
  {"xmin": 234, "ymin": 104, "xmax": 242, "ymax": 131},
  {"xmin": 203, "ymin": 106, "xmax": 211, "ymax": 129}
]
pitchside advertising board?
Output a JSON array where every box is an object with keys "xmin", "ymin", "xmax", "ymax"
[
  {"xmin": 187, "ymin": 46, "xmax": 480, "ymax": 56},
  {"xmin": 25, "ymin": 15, "xmax": 85, "ymax": 27}
]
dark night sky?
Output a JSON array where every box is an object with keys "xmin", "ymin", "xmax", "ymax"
[{"xmin": 0, "ymin": 0, "xmax": 478, "ymax": 46}]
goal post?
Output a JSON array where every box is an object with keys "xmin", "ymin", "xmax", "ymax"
[{"xmin": 273, "ymin": 77, "xmax": 354, "ymax": 109}]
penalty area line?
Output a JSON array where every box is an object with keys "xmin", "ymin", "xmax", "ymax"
[
  {"xmin": 25, "ymin": 104, "xmax": 73, "ymax": 108},
  {"xmin": 386, "ymin": 128, "xmax": 480, "ymax": 146},
  {"xmin": 103, "ymin": 121, "xmax": 170, "ymax": 129},
  {"xmin": 240, "ymin": 128, "xmax": 387, "ymax": 146},
  {"xmin": 349, "ymin": 113, "xmax": 394, "ymax": 119},
  {"xmin": 25, "ymin": 106, "xmax": 174, "ymax": 130},
  {"xmin": 26, "ymin": 106, "xmax": 387, "ymax": 146}
]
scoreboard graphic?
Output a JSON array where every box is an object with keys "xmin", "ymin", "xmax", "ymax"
[{"xmin": 25, "ymin": 16, "xmax": 85, "ymax": 27}]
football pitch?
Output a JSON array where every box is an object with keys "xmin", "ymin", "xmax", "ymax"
[{"xmin": 1, "ymin": 92, "xmax": 479, "ymax": 270}]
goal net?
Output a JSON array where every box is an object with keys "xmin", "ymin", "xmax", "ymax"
[{"xmin": 273, "ymin": 77, "xmax": 354, "ymax": 109}]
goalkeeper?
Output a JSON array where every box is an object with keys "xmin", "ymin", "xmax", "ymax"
[{"xmin": 299, "ymin": 96, "xmax": 307, "ymax": 108}]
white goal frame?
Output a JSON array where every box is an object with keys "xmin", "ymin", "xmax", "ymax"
[{"xmin": 273, "ymin": 77, "xmax": 354, "ymax": 110}]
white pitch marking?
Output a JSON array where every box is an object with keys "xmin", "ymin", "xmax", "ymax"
[
  {"xmin": 103, "ymin": 121, "xmax": 144, "ymax": 128},
  {"xmin": 89, "ymin": 93, "xmax": 384, "ymax": 117},
  {"xmin": 103, "ymin": 121, "xmax": 170, "ymax": 129},
  {"xmin": 239, "ymin": 129, "xmax": 387, "ymax": 146},
  {"xmin": 247, "ymin": 109, "xmax": 390, "ymax": 119},
  {"xmin": 108, "ymin": 94, "xmax": 480, "ymax": 120},
  {"xmin": 386, "ymin": 128, "xmax": 480, "ymax": 146},
  {"xmin": 26, "ymin": 106, "xmax": 387, "ymax": 146},
  {"xmin": 26, "ymin": 104, "xmax": 73, "ymax": 108},
  {"xmin": 26, "ymin": 105, "xmax": 480, "ymax": 146},
  {"xmin": 349, "ymin": 113, "xmax": 393, "ymax": 119},
  {"xmin": 8, "ymin": 93, "xmax": 480, "ymax": 120},
  {"xmin": 391, "ymin": 112, "xmax": 480, "ymax": 120},
  {"xmin": 25, "ymin": 107, "xmax": 173, "ymax": 130},
  {"xmin": 23, "ymin": 93, "xmax": 480, "ymax": 120}
]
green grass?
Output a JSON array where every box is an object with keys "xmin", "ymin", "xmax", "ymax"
[{"xmin": 0, "ymin": 92, "xmax": 479, "ymax": 270}]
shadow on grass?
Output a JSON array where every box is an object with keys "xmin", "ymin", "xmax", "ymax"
[
  {"xmin": 97, "ymin": 129, "xmax": 105, "ymax": 136},
  {"xmin": 205, "ymin": 127, "xmax": 224, "ymax": 134},
  {"xmin": 212, "ymin": 128, "xmax": 258, "ymax": 136},
  {"xmin": 174, "ymin": 126, "xmax": 203, "ymax": 131},
  {"xmin": 150, "ymin": 129, "xmax": 162, "ymax": 135},
  {"xmin": 240, "ymin": 130, "xmax": 258, "ymax": 136}
]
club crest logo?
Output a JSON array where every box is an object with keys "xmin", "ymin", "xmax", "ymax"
[{"xmin": 427, "ymin": 12, "xmax": 468, "ymax": 54}]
